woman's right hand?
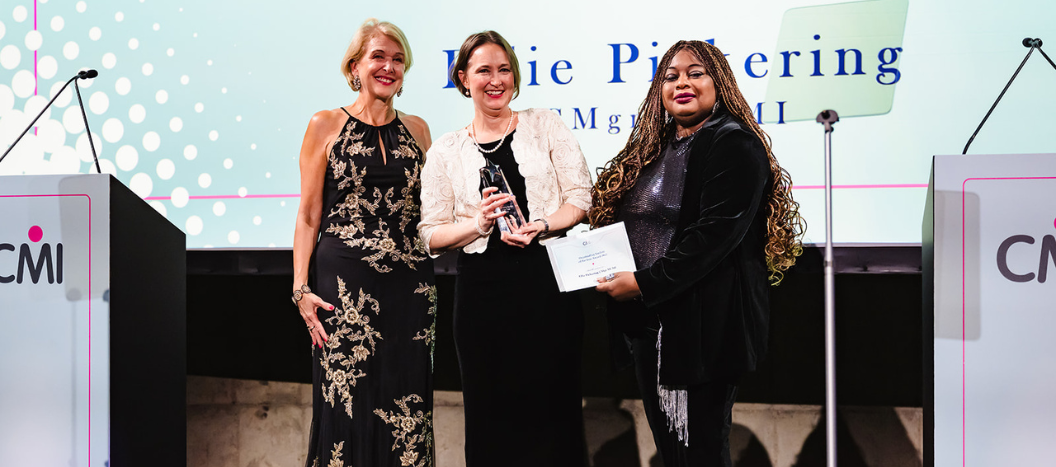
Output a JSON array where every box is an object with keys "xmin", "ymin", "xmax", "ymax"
[
  {"xmin": 298, "ymin": 293, "xmax": 334, "ymax": 349},
  {"xmin": 478, "ymin": 186, "xmax": 513, "ymax": 235},
  {"xmin": 293, "ymin": 109, "xmax": 343, "ymax": 349}
]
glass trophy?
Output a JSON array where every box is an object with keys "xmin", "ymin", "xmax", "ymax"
[{"xmin": 479, "ymin": 160, "xmax": 526, "ymax": 235}]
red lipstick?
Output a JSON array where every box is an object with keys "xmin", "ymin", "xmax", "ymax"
[{"xmin": 674, "ymin": 92, "xmax": 695, "ymax": 104}]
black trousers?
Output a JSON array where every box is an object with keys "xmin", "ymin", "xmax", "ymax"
[{"xmin": 629, "ymin": 333, "xmax": 738, "ymax": 467}]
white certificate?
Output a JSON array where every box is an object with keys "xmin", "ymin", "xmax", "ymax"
[{"xmin": 544, "ymin": 222, "xmax": 637, "ymax": 292}]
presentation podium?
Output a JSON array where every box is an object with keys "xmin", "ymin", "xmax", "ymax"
[
  {"xmin": 923, "ymin": 153, "xmax": 1056, "ymax": 466},
  {"xmin": 0, "ymin": 174, "xmax": 186, "ymax": 467}
]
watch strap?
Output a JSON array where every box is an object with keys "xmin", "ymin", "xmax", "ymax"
[{"xmin": 533, "ymin": 218, "xmax": 550, "ymax": 235}]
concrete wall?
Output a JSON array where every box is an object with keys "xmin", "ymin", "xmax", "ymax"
[{"xmin": 187, "ymin": 376, "xmax": 923, "ymax": 467}]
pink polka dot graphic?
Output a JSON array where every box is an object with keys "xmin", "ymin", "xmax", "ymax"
[{"xmin": 28, "ymin": 226, "xmax": 43, "ymax": 243}]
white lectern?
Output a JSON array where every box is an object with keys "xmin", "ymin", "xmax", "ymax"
[
  {"xmin": 924, "ymin": 153, "xmax": 1056, "ymax": 467},
  {"xmin": 0, "ymin": 174, "xmax": 185, "ymax": 467}
]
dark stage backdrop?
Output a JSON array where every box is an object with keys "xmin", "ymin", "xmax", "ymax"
[{"xmin": 187, "ymin": 246, "xmax": 922, "ymax": 407}]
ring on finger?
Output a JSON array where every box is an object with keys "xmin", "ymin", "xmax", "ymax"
[
  {"xmin": 307, "ymin": 325, "xmax": 315, "ymax": 331},
  {"xmin": 605, "ymin": 273, "xmax": 616, "ymax": 282}
]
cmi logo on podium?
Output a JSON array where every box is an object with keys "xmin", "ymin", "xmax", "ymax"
[
  {"xmin": 0, "ymin": 225, "xmax": 64, "ymax": 285},
  {"xmin": 995, "ymin": 217, "xmax": 1056, "ymax": 283}
]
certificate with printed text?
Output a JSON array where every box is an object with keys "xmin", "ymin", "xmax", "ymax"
[{"xmin": 544, "ymin": 222, "xmax": 637, "ymax": 292}]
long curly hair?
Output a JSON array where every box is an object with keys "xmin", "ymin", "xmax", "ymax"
[{"xmin": 590, "ymin": 40, "xmax": 805, "ymax": 284}]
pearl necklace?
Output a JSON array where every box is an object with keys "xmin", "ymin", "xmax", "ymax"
[{"xmin": 471, "ymin": 111, "xmax": 515, "ymax": 154}]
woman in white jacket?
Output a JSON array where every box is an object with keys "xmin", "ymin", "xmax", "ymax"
[{"xmin": 418, "ymin": 30, "xmax": 593, "ymax": 467}]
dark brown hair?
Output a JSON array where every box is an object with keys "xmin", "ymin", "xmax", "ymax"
[
  {"xmin": 590, "ymin": 40, "xmax": 805, "ymax": 284},
  {"xmin": 449, "ymin": 31, "xmax": 521, "ymax": 99}
]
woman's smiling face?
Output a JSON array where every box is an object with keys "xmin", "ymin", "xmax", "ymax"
[
  {"xmin": 459, "ymin": 43, "xmax": 515, "ymax": 114},
  {"xmin": 352, "ymin": 34, "xmax": 406, "ymax": 99},
  {"xmin": 661, "ymin": 49, "xmax": 717, "ymax": 128}
]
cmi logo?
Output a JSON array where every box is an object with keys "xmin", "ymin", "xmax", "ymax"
[
  {"xmin": 1, "ymin": 226, "xmax": 63, "ymax": 284},
  {"xmin": 995, "ymin": 217, "xmax": 1056, "ymax": 283}
]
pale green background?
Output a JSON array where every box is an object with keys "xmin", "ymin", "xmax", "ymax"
[{"xmin": 1, "ymin": 0, "xmax": 1054, "ymax": 247}]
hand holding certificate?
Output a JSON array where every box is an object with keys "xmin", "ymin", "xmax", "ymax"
[{"xmin": 544, "ymin": 222, "xmax": 637, "ymax": 292}]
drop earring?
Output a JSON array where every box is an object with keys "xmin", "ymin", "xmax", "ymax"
[
  {"xmin": 352, "ymin": 74, "xmax": 361, "ymax": 91},
  {"xmin": 397, "ymin": 86, "xmax": 403, "ymax": 97}
]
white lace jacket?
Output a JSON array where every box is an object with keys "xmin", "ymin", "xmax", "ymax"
[{"xmin": 418, "ymin": 108, "xmax": 592, "ymax": 257}]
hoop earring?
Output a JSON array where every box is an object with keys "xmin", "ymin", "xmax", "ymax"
[
  {"xmin": 352, "ymin": 74, "xmax": 361, "ymax": 91},
  {"xmin": 397, "ymin": 86, "xmax": 403, "ymax": 97}
]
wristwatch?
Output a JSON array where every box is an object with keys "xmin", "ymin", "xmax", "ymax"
[
  {"xmin": 533, "ymin": 218, "xmax": 550, "ymax": 235},
  {"xmin": 291, "ymin": 284, "xmax": 311, "ymax": 305}
]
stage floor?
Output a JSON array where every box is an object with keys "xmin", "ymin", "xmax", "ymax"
[{"xmin": 186, "ymin": 376, "xmax": 923, "ymax": 467}]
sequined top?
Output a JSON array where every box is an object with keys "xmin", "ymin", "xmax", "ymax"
[{"xmin": 620, "ymin": 131, "xmax": 699, "ymax": 269}]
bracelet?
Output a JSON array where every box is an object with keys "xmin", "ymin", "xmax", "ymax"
[
  {"xmin": 475, "ymin": 213, "xmax": 492, "ymax": 237},
  {"xmin": 291, "ymin": 284, "xmax": 311, "ymax": 305},
  {"xmin": 533, "ymin": 218, "xmax": 550, "ymax": 235}
]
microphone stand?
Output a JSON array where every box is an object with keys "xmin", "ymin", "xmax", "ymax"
[
  {"xmin": 0, "ymin": 70, "xmax": 101, "ymax": 173},
  {"xmin": 963, "ymin": 38, "xmax": 1056, "ymax": 154},
  {"xmin": 816, "ymin": 109, "xmax": 840, "ymax": 467}
]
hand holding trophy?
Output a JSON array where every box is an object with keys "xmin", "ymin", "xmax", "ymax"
[{"xmin": 479, "ymin": 159, "xmax": 526, "ymax": 235}]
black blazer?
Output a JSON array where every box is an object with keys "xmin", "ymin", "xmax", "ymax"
[{"xmin": 609, "ymin": 109, "xmax": 772, "ymax": 386}]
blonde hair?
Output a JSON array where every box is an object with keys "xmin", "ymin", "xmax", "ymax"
[{"xmin": 339, "ymin": 18, "xmax": 413, "ymax": 91}]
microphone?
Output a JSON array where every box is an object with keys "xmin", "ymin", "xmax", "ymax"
[
  {"xmin": 0, "ymin": 69, "xmax": 102, "ymax": 173},
  {"xmin": 964, "ymin": 38, "xmax": 1053, "ymax": 154},
  {"xmin": 72, "ymin": 70, "xmax": 102, "ymax": 174}
]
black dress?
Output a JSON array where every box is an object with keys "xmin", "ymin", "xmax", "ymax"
[
  {"xmin": 305, "ymin": 110, "xmax": 436, "ymax": 467},
  {"xmin": 454, "ymin": 131, "xmax": 586, "ymax": 466}
]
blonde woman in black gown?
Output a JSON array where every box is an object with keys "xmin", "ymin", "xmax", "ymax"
[{"xmin": 292, "ymin": 18, "xmax": 435, "ymax": 467}]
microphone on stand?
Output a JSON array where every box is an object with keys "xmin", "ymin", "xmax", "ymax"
[
  {"xmin": 73, "ymin": 70, "xmax": 102, "ymax": 174},
  {"xmin": 1023, "ymin": 38, "xmax": 1043, "ymax": 48},
  {"xmin": 0, "ymin": 69, "xmax": 102, "ymax": 174},
  {"xmin": 963, "ymin": 38, "xmax": 1055, "ymax": 154}
]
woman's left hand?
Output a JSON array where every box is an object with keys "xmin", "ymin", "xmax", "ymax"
[
  {"xmin": 595, "ymin": 271, "xmax": 642, "ymax": 301},
  {"xmin": 500, "ymin": 219, "xmax": 544, "ymax": 248}
]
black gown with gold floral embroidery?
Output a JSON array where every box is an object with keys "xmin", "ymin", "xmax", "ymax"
[{"xmin": 305, "ymin": 111, "xmax": 435, "ymax": 467}]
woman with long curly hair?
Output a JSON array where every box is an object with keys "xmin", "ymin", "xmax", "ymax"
[{"xmin": 593, "ymin": 40, "xmax": 805, "ymax": 466}]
